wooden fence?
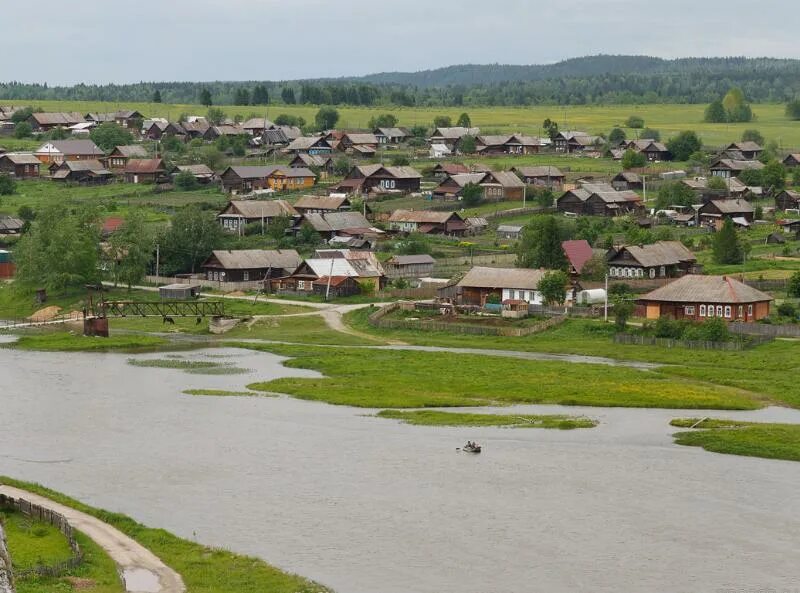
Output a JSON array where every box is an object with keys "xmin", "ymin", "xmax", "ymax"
[
  {"xmin": 613, "ymin": 333, "xmax": 772, "ymax": 351},
  {"xmin": 728, "ymin": 321, "xmax": 800, "ymax": 338},
  {"xmin": 0, "ymin": 495, "xmax": 83, "ymax": 579},
  {"xmin": 369, "ymin": 302, "xmax": 566, "ymax": 337}
]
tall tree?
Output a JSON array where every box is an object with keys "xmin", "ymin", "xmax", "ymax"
[
  {"xmin": 433, "ymin": 115, "xmax": 452, "ymax": 128},
  {"xmin": 108, "ymin": 210, "xmax": 154, "ymax": 289},
  {"xmin": 90, "ymin": 123, "xmax": 134, "ymax": 151},
  {"xmin": 161, "ymin": 205, "xmax": 223, "ymax": 274},
  {"xmin": 315, "ymin": 106, "xmax": 340, "ymax": 130},
  {"xmin": 712, "ymin": 218, "xmax": 743, "ymax": 264},
  {"xmin": 199, "ymin": 88, "xmax": 213, "ymax": 106},
  {"xmin": 621, "ymin": 149, "xmax": 646, "ymax": 170},
  {"xmin": 538, "ymin": 270, "xmax": 568, "ymax": 305},
  {"xmin": 456, "ymin": 112, "xmax": 471, "ymax": 128},
  {"xmin": 281, "ymin": 87, "xmax": 296, "ymax": 104},
  {"xmin": 608, "ymin": 127, "xmax": 626, "ymax": 145},
  {"xmin": 517, "ymin": 216, "xmax": 568, "ymax": 269},
  {"xmin": 704, "ymin": 100, "xmax": 727, "ymax": 123},
  {"xmin": 666, "ymin": 131, "xmax": 702, "ymax": 161},
  {"xmin": 786, "ymin": 99, "xmax": 800, "ymax": 121},
  {"xmin": 368, "ymin": 113, "xmax": 398, "ymax": 128},
  {"xmin": 741, "ymin": 129, "xmax": 764, "ymax": 145},
  {"xmin": 761, "ymin": 160, "xmax": 786, "ymax": 193},
  {"xmin": 152, "ymin": 89, "xmax": 162, "ymax": 103},
  {"xmin": 252, "ymin": 85, "xmax": 270, "ymax": 105},
  {"xmin": 461, "ymin": 182, "xmax": 483, "ymax": 206}
]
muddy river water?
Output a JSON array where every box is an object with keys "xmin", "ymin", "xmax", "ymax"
[{"xmin": 1, "ymin": 344, "xmax": 799, "ymax": 593}]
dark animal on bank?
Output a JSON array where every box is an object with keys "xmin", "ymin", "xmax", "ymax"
[{"xmin": 162, "ymin": 316, "xmax": 175, "ymax": 325}]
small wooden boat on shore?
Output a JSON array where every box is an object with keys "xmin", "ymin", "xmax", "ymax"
[{"xmin": 462, "ymin": 443, "xmax": 482, "ymax": 453}]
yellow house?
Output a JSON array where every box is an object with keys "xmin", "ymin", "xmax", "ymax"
[{"xmin": 268, "ymin": 167, "xmax": 316, "ymax": 191}]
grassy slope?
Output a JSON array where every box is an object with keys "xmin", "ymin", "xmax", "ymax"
[
  {"xmin": 345, "ymin": 312, "xmax": 800, "ymax": 408},
  {"xmin": 2, "ymin": 508, "xmax": 124, "ymax": 593},
  {"xmin": 0, "ymin": 477, "xmax": 331, "ymax": 593},
  {"xmin": 670, "ymin": 418, "xmax": 800, "ymax": 462},
  {"xmin": 14, "ymin": 100, "xmax": 800, "ymax": 147},
  {"xmin": 376, "ymin": 410, "xmax": 597, "ymax": 429},
  {"xmin": 242, "ymin": 343, "xmax": 758, "ymax": 409},
  {"xmin": 222, "ymin": 314, "xmax": 383, "ymax": 346}
]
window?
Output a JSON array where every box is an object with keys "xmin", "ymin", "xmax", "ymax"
[
  {"xmin": 243, "ymin": 271, "xmax": 249, "ymax": 281},
  {"xmin": 724, "ymin": 306, "xmax": 731, "ymax": 318},
  {"xmin": 685, "ymin": 306, "xmax": 695, "ymax": 316},
  {"xmin": 699, "ymin": 305, "xmax": 706, "ymax": 317},
  {"xmin": 649, "ymin": 268, "xmax": 656, "ymax": 279},
  {"xmin": 738, "ymin": 306, "xmax": 743, "ymax": 318},
  {"xmin": 659, "ymin": 266, "xmax": 666, "ymax": 277},
  {"xmin": 297, "ymin": 280, "xmax": 306, "ymax": 290},
  {"xmin": 707, "ymin": 305, "xmax": 714, "ymax": 317},
  {"xmin": 637, "ymin": 268, "xmax": 643, "ymax": 278},
  {"xmin": 748, "ymin": 304, "xmax": 754, "ymax": 317},
  {"xmin": 716, "ymin": 305, "xmax": 723, "ymax": 317}
]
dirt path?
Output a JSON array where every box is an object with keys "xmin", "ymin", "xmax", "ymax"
[{"xmin": 0, "ymin": 485, "xmax": 185, "ymax": 593}]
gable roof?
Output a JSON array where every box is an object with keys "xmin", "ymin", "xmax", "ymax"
[
  {"xmin": 375, "ymin": 127, "xmax": 408, "ymax": 138},
  {"xmin": 242, "ymin": 117, "xmax": 275, "ymax": 130},
  {"xmin": 220, "ymin": 200, "xmax": 298, "ymax": 219},
  {"xmin": 124, "ymin": 158, "xmax": 166, "ymax": 174},
  {"xmin": 294, "ymin": 196, "xmax": 349, "ymax": 211},
  {"xmin": 726, "ymin": 141, "xmax": 763, "ymax": 152},
  {"xmin": 640, "ymin": 274, "xmax": 772, "ymax": 304},
  {"xmin": 176, "ymin": 164, "xmax": 214, "ymax": 177},
  {"xmin": 36, "ymin": 139, "xmax": 103, "ymax": 156},
  {"xmin": 205, "ymin": 249, "xmax": 301, "ymax": 270},
  {"xmin": 431, "ymin": 127, "xmax": 480, "ymax": 139},
  {"xmin": 385, "ymin": 254, "xmax": 436, "ymax": 265},
  {"xmin": 303, "ymin": 211, "xmax": 371, "ymax": 232},
  {"xmin": 512, "ymin": 166, "xmax": 564, "ymax": 178},
  {"xmin": 483, "ymin": 170, "xmax": 524, "ymax": 188},
  {"xmin": 0, "ymin": 152, "xmax": 40, "ymax": 165},
  {"xmin": 705, "ymin": 199, "xmax": 755, "ymax": 214},
  {"xmin": 457, "ymin": 266, "xmax": 547, "ymax": 290},
  {"xmin": 354, "ymin": 164, "xmax": 422, "ymax": 179},
  {"xmin": 342, "ymin": 133, "xmax": 378, "ymax": 145},
  {"xmin": 31, "ymin": 112, "xmax": 85, "ymax": 126},
  {"xmin": 51, "ymin": 159, "xmax": 111, "ymax": 178},
  {"xmin": 287, "ymin": 136, "xmax": 330, "ymax": 151},
  {"xmin": 110, "ymin": 145, "xmax": 148, "ymax": 158},
  {"xmin": 290, "ymin": 154, "xmax": 331, "ymax": 168},
  {"xmin": 561, "ymin": 240, "xmax": 594, "ymax": 273},
  {"xmin": 613, "ymin": 241, "xmax": 696, "ymax": 268},
  {"xmin": 445, "ymin": 173, "xmax": 487, "ymax": 188},
  {"xmin": 433, "ymin": 163, "xmax": 470, "ymax": 175},
  {"xmin": 389, "ymin": 210, "xmax": 463, "ymax": 224},
  {"xmin": 710, "ymin": 159, "xmax": 765, "ymax": 171}
]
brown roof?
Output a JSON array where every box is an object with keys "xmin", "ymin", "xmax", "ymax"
[
  {"xmin": 31, "ymin": 112, "xmax": 85, "ymax": 126},
  {"xmin": 484, "ymin": 171, "xmax": 524, "ymax": 188},
  {"xmin": 205, "ymin": 249, "xmax": 300, "ymax": 271},
  {"xmin": 640, "ymin": 275, "xmax": 772, "ymax": 304},
  {"xmin": 614, "ymin": 241, "xmax": 696, "ymax": 268},
  {"xmin": 342, "ymin": 133, "xmax": 378, "ymax": 145},
  {"xmin": 111, "ymin": 145, "xmax": 148, "ymax": 158},
  {"xmin": 711, "ymin": 159, "xmax": 764, "ymax": 172},
  {"xmin": 389, "ymin": 209, "xmax": 463, "ymax": 224},
  {"xmin": 221, "ymin": 200, "xmax": 298, "ymax": 219},
  {"xmin": 355, "ymin": 164, "xmax": 422, "ymax": 179},
  {"xmin": 176, "ymin": 164, "xmax": 215, "ymax": 177},
  {"xmin": 0, "ymin": 152, "xmax": 40, "ymax": 165},
  {"xmin": 386, "ymin": 254, "xmax": 436, "ymax": 265},
  {"xmin": 287, "ymin": 136, "xmax": 330, "ymax": 151},
  {"xmin": 124, "ymin": 159, "xmax": 166, "ymax": 174},
  {"xmin": 303, "ymin": 212, "xmax": 372, "ymax": 232},
  {"xmin": 294, "ymin": 196, "xmax": 349, "ymax": 210},
  {"xmin": 513, "ymin": 166, "xmax": 564, "ymax": 178},
  {"xmin": 36, "ymin": 139, "xmax": 103, "ymax": 157},
  {"xmin": 457, "ymin": 266, "xmax": 547, "ymax": 290},
  {"xmin": 705, "ymin": 199, "xmax": 754, "ymax": 214}
]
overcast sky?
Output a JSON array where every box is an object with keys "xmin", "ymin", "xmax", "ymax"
[{"xmin": 2, "ymin": 0, "xmax": 796, "ymax": 85}]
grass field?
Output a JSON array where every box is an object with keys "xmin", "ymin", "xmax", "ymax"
[
  {"xmin": 9, "ymin": 331, "xmax": 169, "ymax": 352},
  {"xmin": 375, "ymin": 410, "xmax": 597, "ymax": 429},
  {"xmin": 243, "ymin": 342, "xmax": 758, "ymax": 409},
  {"xmin": 670, "ymin": 418, "xmax": 800, "ymax": 462},
  {"xmin": 0, "ymin": 477, "xmax": 332, "ymax": 593},
  {"xmin": 11, "ymin": 100, "xmax": 800, "ymax": 148},
  {"xmin": 222, "ymin": 313, "xmax": 383, "ymax": 345}
]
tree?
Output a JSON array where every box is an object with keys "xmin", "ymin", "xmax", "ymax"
[
  {"xmin": 741, "ymin": 129, "xmax": 764, "ymax": 145},
  {"xmin": 788, "ymin": 271, "xmax": 800, "ymax": 298},
  {"xmin": 14, "ymin": 122, "xmax": 32, "ymax": 138},
  {"xmin": 761, "ymin": 160, "xmax": 786, "ymax": 193},
  {"xmin": 174, "ymin": 169, "xmax": 199, "ymax": 191},
  {"xmin": 266, "ymin": 215, "xmax": 292, "ymax": 241},
  {"xmin": 234, "ymin": 88, "xmax": 251, "ymax": 106},
  {"xmin": 613, "ymin": 295, "xmax": 634, "ymax": 331},
  {"xmin": 152, "ymin": 89, "xmax": 162, "ymax": 103},
  {"xmin": 712, "ymin": 218, "xmax": 743, "ymax": 264},
  {"xmin": 707, "ymin": 176, "xmax": 727, "ymax": 191},
  {"xmin": 108, "ymin": 210, "xmax": 154, "ymax": 289},
  {"xmin": 625, "ymin": 115, "xmax": 644, "ymax": 128},
  {"xmin": 281, "ymin": 87, "xmax": 296, "ymax": 104},
  {"xmin": 621, "ymin": 149, "xmax": 646, "ymax": 170},
  {"xmin": 390, "ymin": 155, "xmax": 410, "ymax": 166},
  {"xmin": 10, "ymin": 107, "xmax": 34, "ymax": 124},
  {"xmin": 433, "ymin": 115, "xmax": 452, "ymax": 128},
  {"xmin": 206, "ymin": 107, "xmax": 225, "ymax": 125},
  {"xmin": 90, "ymin": 123, "xmax": 133, "ymax": 151},
  {"xmin": 517, "ymin": 216, "xmax": 568, "ymax": 269},
  {"xmin": 786, "ymin": 99, "xmax": 800, "ymax": 121},
  {"xmin": 461, "ymin": 183, "xmax": 483, "ymax": 207},
  {"xmin": 542, "ymin": 118, "xmax": 559, "ymax": 141},
  {"xmin": 0, "ymin": 174, "xmax": 16, "ymax": 196},
  {"xmin": 538, "ymin": 270, "xmax": 568, "ymax": 305},
  {"xmin": 580, "ymin": 253, "xmax": 608, "ymax": 281},
  {"xmin": 639, "ymin": 128, "xmax": 661, "ymax": 141},
  {"xmin": 14, "ymin": 206, "xmax": 100, "ymax": 293},
  {"xmin": 161, "ymin": 205, "xmax": 223, "ymax": 274},
  {"xmin": 666, "ymin": 131, "xmax": 702, "ymax": 161},
  {"xmin": 368, "ymin": 113, "xmax": 398, "ymax": 128},
  {"xmin": 723, "ymin": 87, "xmax": 754, "ymax": 122},
  {"xmin": 738, "ymin": 168, "xmax": 763, "ymax": 187},
  {"xmin": 655, "ymin": 181, "xmax": 696, "ymax": 209},
  {"xmin": 608, "ymin": 127, "xmax": 626, "ymax": 145},
  {"xmin": 792, "ymin": 168, "xmax": 800, "ymax": 188},
  {"xmin": 333, "ymin": 157, "xmax": 351, "ymax": 176},
  {"xmin": 456, "ymin": 112, "xmax": 471, "ymax": 128},
  {"xmin": 704, "ymin": 100, "xmax": 727, "ymax": 123},
  {"xmin": 199, "ymin": 88, "xmax": 212, "ymax": 106},
  {"xmin": 458, "ymin": 135, "xmax": 477, "ymax": 154},
  {"xmin": 252, "ymin": 85, "xmax": 269, "ymax": 105},
  {"xmin": 275, "ymin": 114, "xmax": 305, "ymax": 127},
  {"xmin": 315, "ymin": 106, "xmax": 339, "ymax": 130}
]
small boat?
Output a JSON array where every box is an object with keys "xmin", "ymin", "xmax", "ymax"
[{"xmin": 462, "ymin": 443, "xmax": 482, "ymax": 454}]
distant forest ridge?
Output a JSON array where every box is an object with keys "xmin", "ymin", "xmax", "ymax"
[{"xmin": 2, "ymin": 55, "xmax": 800, "ymax": 107}]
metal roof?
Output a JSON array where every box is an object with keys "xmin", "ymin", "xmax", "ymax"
[
  {"xmin": 206, "ymin": 249, "xmax": 301, "ymax": 270},
  {"xmin": 457, "ymin": 266, "xmax": 547, "ymax": 290},
  {"xmin": 640, "ymin": 275, "xmax": 772, "ymax": 304}
]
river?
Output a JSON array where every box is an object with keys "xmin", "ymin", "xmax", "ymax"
[{"xmin": 1, "ymin": 344, "xmax": 799, "ymax": 593}]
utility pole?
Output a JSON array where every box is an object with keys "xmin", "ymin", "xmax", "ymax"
[
  {"xmin": 155, "ymin": 244, "xmax": 160, "ymax": 278},
  {"xmin": 325, "ymin": 257, "xmax": 335, "ymax": 301},
  {"xmin": 604, "ymin": 273, "xmax": 608, "ymax": 323}
]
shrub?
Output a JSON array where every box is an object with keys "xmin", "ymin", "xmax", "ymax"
[
  {"xmin": 0, "ymin": 173, "xmax": 16, "ymax": 196},
  {"xmin": 777, "ymin": 302, "xmax": 796, "ymax": 318},
  {"xmin": 626, "ymin": 115, "xmax": 645, "ymax": 128},
  {"xmin": 174, "ymin": 170, "xmax": 199, "ymax": 190}
]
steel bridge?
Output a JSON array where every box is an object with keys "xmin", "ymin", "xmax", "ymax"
[{"xmin": 93, "ymin": 300, "xmax": 225, "ymax": 318}]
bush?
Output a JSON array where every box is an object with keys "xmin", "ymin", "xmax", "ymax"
[
  {"xmin": 777, "ymin": 302, "xmax": 797, "ymax": 318},
  {"xmin": 626, "ymin": 116, "xmax": 644, "ymax": 128},
  {"xmin": 14, "ymin": 121, "xmax": 32, "ymax": 138},
  {"xmin": 0, "ymin": 174, "xmax": 16, "ymax": 196},
  {"xmin": 683, "ymin": 317, "xmax": 730, "ymax": 342},
  {"xmin": 174, "ymin": 170, "xmax": 199, "ymax": 190},
  {"xmin": 654, "ymin": 316, "xmax": 685, "ymax": 339}
]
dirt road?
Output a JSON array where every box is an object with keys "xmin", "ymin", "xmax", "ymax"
[{"xmin": 0, "ymin": 485, "xmax": 185, "ymax": 593}]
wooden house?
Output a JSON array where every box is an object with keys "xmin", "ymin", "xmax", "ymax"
[
  {"xmin": 85, "ymin": 110, "xmax": 143, "ymax": 130},
  {"xmin": 104, "ymin": 145, "xmax": 148, "ymax": 170},
  {"xmin": 0, "ymin": 215, "xmax": 24, "ymax": 235},
  {"xmin": 294, "ymin": 195, "xmax": 351, "ymax": 215},
  {"xmin": 241, "ymin": 118, "xmax": 275, "ymax": 136},
  {"xmin": 203, "ymin": 124, "xmax": 247, "ymax": 141},
  {"xmin": 511, "ymin": 166, "xmax": 565, "ymax": 189},
  {"xmin": 218, "ymin": 165, "xmax": 316, "ymax": 194},
  {"xmin": 557, "ymin": 183, "xmax": 643, "ymax": 217},
  {"xmin": 624, "ymin": 139, "xmax": 670, "ymax": 161},
  {"xmin": 50, "ymin": 160, "xmax": 113, "ymax": 184},
  {"xmin": 475, "ymin": 134, "xmax": 542, "ymax": 155},
  {"xmin": 174, "ymin": 164, "xmax": 216, "ymax": 184},
  {"xmin": 373, "ymin": 127, "xmax": 409, "ymax": 145},
  {"xmin": 710, "ymin": 158, "xmax": 764, "ymax": 179},
  {"xmin": 217, "ymin": 200, "xmax": 299, "ymax": 233},
  {"xmin": 289, "ymin": 153, "xmax": 334, "ymax": 174},
  {"xmin": 383, "ymin": 254, "xmax": 435, "ymax": 280},
  {"xmin": 561, "ymin": 239, "xmax": 595, "ymax": 276},
  {"xmin": 428, "ymin": 127, "xmax": 480, "ymax": 150},
  {"xmin": 301, "ymin": 212, "xmax": 375, "ymax": 241},
  {"xmin": 782, "ymin": 153, "xmax": 800, "ymax": 168},
  {"xmin": 34, "ymin": 140, "xmax": 104, "ymax": 164},
  {"xmin": 432, "ymin": 162, "xmax": 470, "ymax": 179},
  {"xmin": 338, "ymin": 133, "xmax": 379, "ymax": 153},
  {"xmin": 0, "ymin": 153, "xmax": 40, "ymax": 178},
  {"xmin": 455, "ymin": 266, "xmax": 552, "ymax": 306},
  {"xmin": 201, "ymin": 249, "xmax": 301, "ymax": 282},
  {"xmin": 553, "ymin": 131, "xmax": 599, "ymax": 153},
  {"xmin": 496, "ymin": 224, "xmax": 524, "ymax": 240},
  {"xmin": 638, "ymin": 275, "xmax": 771, "ymax": 322},
  {"xmin": 607, "ymin": 241, "xmax": 697, "ymax": 280},
  {"xmin": 611, "ymin": 171, "xmax": 643, "ymax": 191},
  {"xmin": 272, "ymin": 250, "xmax": 385, "ymax": 295},
  {"xmin": 432, "ymin": 171, "xmax": 524, "ymax": 201},
  {"xmin": 285, "ymin": 136, "xmax": 332, "ymax": 155},
  {"xmin": 698, "ymin": 199, "xmax": 754, "ymax": 229},
  {"xmin": 28, "ymin": 112, "xmax": 85, "ymax": 132},
  {"xmin": 333, "ymin": 164, "xmax": 422, "ymax": 195},
  {"xmin": 143, "ymin": 121, "xmax": 186, "ymax": 141},
  {"xmin": 312, "ymin": 276, "xmax": 361, "ymax": 298},
  {"xmin": 724, "ymin": 142, "xmax": 763, "ymax": 160},
  {"xmin": 388, "ymin": 210, "xmax": 467, "ymax": 236},
  {"xmin": 775, "ymin": 189, "xmax": 800, "ymax": 211},
  {"xmin": 123, "ymin": 158, "xmax": 168, "ymax": 184}
]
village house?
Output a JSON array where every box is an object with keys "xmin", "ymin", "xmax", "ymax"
[
  {"xmin": 611, "ymin": 171, "xmax": 643, "ymax": 191},
  {"xmin": 698, "ymin": 199, "xmax": 755, "ymax": 229},
  {"xmin": 123, "ymin": 158, "xmax": 169, "ymax": 184},
  {"xmin": 624, "ymin": 139, "xmax": 670, "ymax": 161},
  {"xmin": 50, "ymin": 160, "xmax": 113, "ymax": 184},
  {"xmin": 782, "ymin": 153, "xmax": 800, "ymax": 168},
  {"xmin": 104, "ymin": 145, "xmax": 148, "ymax": 170},
  {"xmin": 174, "ymin": 164, "xmax": 216, "ymax": 184},
  {"xmin": 85, "ymin": 110, "xmax": 144, "ymax": 129},
  {"xmin": 465, "ymin": 216, "xmax": 489, "ymax": 235},
  {"xmin": 455, "ymin": 266, "xmax": 560, "ymax": 306},
  {"xmin": 383, "ymin": 254, "xmax": 436, "ymax": 280},
  {"xmin": 289, "ymin": 153, "xmax": 334, "ymax": 174},
  {"xmin": 511, "ymin": 166, "xmax": 565, "ymax": 189},
  {"xmin": 338, "ymin": 132, "xmax": 379, "ymax": 154},
  {"xmin": 429, "ymin": 143, "xmax": 452, "ymax": 159},
  {"xmin": 432, "ymin": 162, "xmax": 470, "ymax": 179},
  {"xmin": 301, "ymin": 211, "xmax": 375, "ymax": 241},
  {"xmin": 775, "ymin": 189, "xmax": 800, "ymax": 211},
  {"xmin": 557, "ymin": 182, "xmax": 644, "ymax": 217},
  {"xmin": 723, "ymin": 141, "xmax": 763, "ymax": 160},
  {"xmin": 285, "ymin": 136, "xmax": 333, "ymax": 155},
  {"xmin": 272, "ymin": 250, "xmax": 385, "ymax": 295},
  {"xmin": 373, "ymin": 127, "xmax": 409, "ymax": 145},
  {"xmin": 180, "ymin": 120, "xmax": 210, "ymax": 140},
  {"xmin": 294, "ymin": 195, "xmax": 352, "ymax": 215},
  {"xmin": 255, "ymin": 128, "xmax": 290, "ymax": 150},
  {"xmin": 201, "ymin": 249, "xmax": 301, "ymax": 283},
  {"xmin": 217, "ymin": 199, "xmax": 299, "ymax": 233},
  {"xmin": 28, "ymin": 112, "xmax": 85, "ymax": 132},
  {"xmin": 0, "ymin": 215, "xmax": 24, "ymax": 235},
  {"xmin": 497, "ymin": 224, "xmax": 524, "ymax": 241},
  {"xmin": 710, "ymin": 158, "xmax": 764, "ymax": 179},
  {"xmin": 554, "ymin": 131, "xmax": 600, "ymax": 153},
  {"xmin": 143, "ymin": 121, "xmax": 186, "ymax": 141},
  {"xmin": 218, "ymin": 165, "xmax": 316, "ymax": 193},
  {"xmin": 607, "ymin": 241, "xmax": 697, "ymax": 280},
  {"xmin": 241, "ymin": 117, "xmax": 275, "ymax": 136},
  {"xmin": 474, "ymin": 134, "xmax": 542, "ymax": 155},
  {"xmin": 388, "ymin": 210, "xmax": 468, "ymax": 236},
  {"xmin": 431, "ymin": 171, "xmax": 524, "ymax": 201},
  {"xmin": 428, "ymin": 127, "xmax": 481, "ymax": 150},
  {"xmin": 333, "ymin": 164, "xmax": 422, "ymax": 195},
  {"xmin": 638, "ymin": 274, "xmax": 772, "ymax": 322},
  {"xmin": 562, "ymin": 239, "xmax": 595, "ymax": 277},
  {"xmin": 0, "ymin": 153, "xmax": 40, "ymax": 178},
  {"xmin": 203, "ymin": 124, "xmax": 247, "ymax": 141},
  {"xmin": 34, "ymin": 139, "xmax": 104, "ymax": 164},
  {"xmin": 777, "ymin": 219, "xmax": 800, "ymax": 236}
]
